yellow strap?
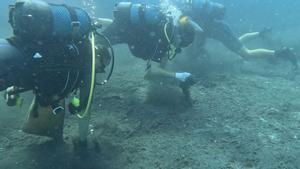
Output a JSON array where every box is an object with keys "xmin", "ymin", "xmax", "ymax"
[
  {"xmin": 163, "ymin": 22, "xmax": 178, "ymax": 60},
  {"xmin": 16, "ymin": 96, "xmax": 23, "ymax": 107},
  {"xmin": 164, "ymin": 22, "xmax": 171, "ymax": 44},
  {"xmin": 77, "ymin": 32, "xmax": 96, "ymax": 119}
]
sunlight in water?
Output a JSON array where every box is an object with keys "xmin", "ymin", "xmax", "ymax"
[
  {"xmin": 83, "ymin": 0, "xmax": 96, "ymax": 18},
  {"xmin": 160, "ymin": 0, "xmax": 182, "ymax": 25}
]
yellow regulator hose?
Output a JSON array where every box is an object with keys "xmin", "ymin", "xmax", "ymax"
[{"xmin": 77, "ymin": 32, "xmax": 96, "ymax": 119}]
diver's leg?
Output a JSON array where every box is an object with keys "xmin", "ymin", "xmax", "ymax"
[
  {"xmin": 239, "ymin": 28, "xmax": 272, "ymax": 43},
  {"xmin": 238, "ymin": 32, "xmax": 260, "ymax": 43},
  {"xmin": 208, "ymin": 21, "xmax": 297, "ymax": 68},
  {"xmin": 144, "ymin": 57, "xmax": 176, "ymax": 81},
  {"xmin": 207, "ymin": 21, "xmax": 245, "ymax": 55},
  {"xmin": 238, "ymin": 46, "xmax": 275, "ymax": 59},
  {"xmin": 78, "ymin": 113, "xmax": 91, "ymax": 142},
  {"xmin": 23, "ymin": 97, "xmax": 66, "ymax": 141},
  {"xmin": 209, "ymin": 23, "xmax": 274, "ymax": 59},
  {"xmin": 239, "ymin": 46, "xmax": 298, "ymax": 70},
  {"xmin": 208, "ymin": 22, "xmax": 273, "ymax": 59},
  {"xmin": 77, "ymin": 76, "xmax": 92, "ymax": 143}
]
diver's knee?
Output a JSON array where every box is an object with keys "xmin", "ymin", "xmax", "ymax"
[{"xmin": 237, "ymin": 47, "xmax": 251, "ymax": 59}]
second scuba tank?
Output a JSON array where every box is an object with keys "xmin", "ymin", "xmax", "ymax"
[
  {"xmin": 114, "ymin": 2, "xmax": 165, "ymax": 26},
  {"xmin": 9, "ymin": 0, "xmax": 92, "ymax": 41}
]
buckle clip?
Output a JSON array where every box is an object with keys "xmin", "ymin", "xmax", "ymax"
[
  {"xmin": 71, "ymin": 21, "xmax": 81, "ymax": 27},
  {"xmin": 52, "ymin": 106, "xmax": 65, "ymax": 115}
]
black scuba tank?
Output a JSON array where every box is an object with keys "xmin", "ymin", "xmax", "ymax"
[{"xmin": 9, "ymin": 0, "xmax": 92, "ymax": 41}]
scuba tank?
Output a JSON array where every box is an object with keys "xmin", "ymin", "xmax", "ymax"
[
  {"xmin": 114, "ymin": 2, "xmax": 165, "ymax": 26},
  {"xmin": 9, "ymin": 0, "xmax": 92, "ymax": 41}
]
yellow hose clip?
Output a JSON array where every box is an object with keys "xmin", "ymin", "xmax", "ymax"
[{"xmin": 16, "ymin": 96, "xmax": 23, "ymax": 107}]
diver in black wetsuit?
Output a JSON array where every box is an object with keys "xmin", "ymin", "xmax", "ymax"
[
  {"xmin": 97, "ymin": 2, "xmax": 197, "ymax": 100},
  {"xmin": 175, "ymin": 0, "xmax": 298, "ymax": 69},
  {"xmin": 0, "ymin": 0, "xmax": 110, "ymax": 143}
]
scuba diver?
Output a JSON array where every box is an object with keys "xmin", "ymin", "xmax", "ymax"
[
  {"xmin": 96, "ymin": 2, "xmax": 197, "ymax": 101},
  {"xmin": 1, "ymin": 0, "xmax": 113, "ymax": 144},
  {"xmin": 174, "ymin": 0, "xmax": 298, "ymax": 69}
]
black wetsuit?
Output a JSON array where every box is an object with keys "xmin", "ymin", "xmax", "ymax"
[
  {"xmin": 0, "ymin": 37, "xmax": 91, "ymax": 106},
  {"xmin": 101, "ymin": 3, "xmax": 173, "ymax": 63},
  {"xmin": 102, "ymin": 20, "xmax": 172, "ymax": 63},
  {"xmin": 181, "ymin": 1, "xmax": 243, "ymax": 53},
  {"xmin": 194, "ymin": 17, "xmax": 243, "ymax": 53}
]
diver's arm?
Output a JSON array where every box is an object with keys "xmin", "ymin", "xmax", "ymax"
[
  {"xmin": 144, "ymin": 57, "xmax": 191, "ymax": 82},
  {"xmin": 239, "ymin": 28, "xmax": 272, "ymax": 43},
  {"xmin": 159, "ymin": 56, "xmax": 169, "ymax": 68},
  {"xmin": 144, "ymin": 57, "xmax": 175, "ymax": 81},
  {"xmin": 238, "ymin": 32, "xmax": 260, "ymax": 43}
]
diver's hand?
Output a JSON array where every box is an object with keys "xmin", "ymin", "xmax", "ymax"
[{"xmin": 175, "ymin": 72, "xmax": 192, "ymax": 82}]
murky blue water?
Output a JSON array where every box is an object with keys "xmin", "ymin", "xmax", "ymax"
[{"xmin": 1, "ymin": 0, "xmax": 299, "ymax": 34}]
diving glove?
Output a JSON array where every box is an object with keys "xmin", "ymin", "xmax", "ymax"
[{"xmin": 175, "ymin": 72, "xmax": 192, "ymax": 82}]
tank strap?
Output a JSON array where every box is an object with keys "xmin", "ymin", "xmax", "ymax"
[
  {"xmin": 8, "ymin": 5, "xmax": 15, "ymax": 28},
  {"xmin": 63, "ymin": 5, "xmax": 80, "ymax": 29},
  {"xmin": 138, "ymin": 4, "xmax": 146, "ymax": 25}
]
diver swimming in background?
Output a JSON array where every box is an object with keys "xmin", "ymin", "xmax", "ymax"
[
  {"xmin": 0, "ymin": 0, "xmax": 112, "ymax": 144},
  {"xmin": 96, "ymin": 2, "xmax": 198, "ymax": 102},
  {"xmin": 174, "ymin": 0, "xmax": 298, "ymax": 70}
]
